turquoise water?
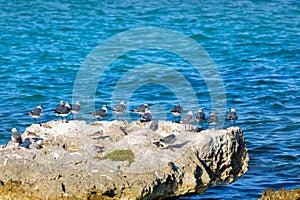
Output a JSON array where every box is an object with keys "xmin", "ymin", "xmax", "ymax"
[{"xmin": 1, "ymin": 0, "xmax": 299, "ymax": 199}]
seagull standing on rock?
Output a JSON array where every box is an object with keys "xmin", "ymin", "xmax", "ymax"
[
  {"xmin": 112, "ymin": 101, "xmax": 126, "ymax": 120},
  {"xmin": 227, "ymin": 108, "xmax": 238, "ymax": 126},
  {"xmin": 25, "ymin": 104, "xmax": 43, "ymax": 124},
  {"xmin": 195, "ymin": 108, "xmax": 205, "ymax": 129},
  {"xmin": 54, "ymin": 100, "xmax": 64, "ymax": 118},
  {"xmin": 11, "ymin": 128, "xmax": 22, "ymax": 144},
  {"xmin": 54, "ymin": 101, "xmax": 71, "ymax": 122},
  {"xmin": 130, "ymin": 103, "xmax": 148, "ymax": 117},
  {"xmin": 140, "ymin": 108, "xmax": 152, "ymax": 123},
  {"xmin": 207, "ymin": 111, "xmax": 218, "ymax": 129},
  {"xmin": 171, "ymin": 104, "xmax": 182, "ymax": 123},
  {"xmin": 71, "ymin": 101, "xmax": 81, "ymax": 120},
  {"xmin": 154, "ymin": 130, "xmax": 178, "ymax": 148},
  {"xmin": 182, "ymin": 111, "xmax": 194, "ymax": 124},
  {"xmin": 89, "ymin": 105, "xmax": 108, "ymax": 121}
]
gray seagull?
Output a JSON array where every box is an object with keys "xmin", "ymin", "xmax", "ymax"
[
  {"xmin": 89, "ymin": 105, "xmax": 108, "ymax": 121},
  {"xmin": 25, "ymin": 104, "xmax": 43, "ymax": 124},
  {"xmin": 207, "ymin": 111, "xmax": 218, "ymax": 128},
  {"xmin": 131, "ymin": 103, "xmax": 148, "ymax": 116},
  {"xmin": 182, "ymin": 111, "xmax": 194, "ymax": 124},
  {"xmin": 11, "ymin": 128, "xmax": 22, "ymax": 144},
  {"xmin": 154, "ymin": 130, "xmax": 178, "ymax": 147},
  {"xmin": 195, "ymin": 108, "xmax": 205, "ymax": 128},
  {"xmin": 112, "ymin": 101, "xmax": 126, "ymax": 119},
  {"xmin": 71, "ymin": 101, "xmax": 81, "ymax": 119}
]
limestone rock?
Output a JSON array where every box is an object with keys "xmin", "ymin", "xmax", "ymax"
[
  {"xmin": 260, "ymin": 188, "xmax": 300, "ymax": 200},
  {"xmin": 0, "ymin": 120, "xmax": 249, "ymax": 199}
]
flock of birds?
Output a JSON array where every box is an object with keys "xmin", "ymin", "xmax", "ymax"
[
  {"xmin": 9, "ymin": 100, "xmax": 238, "ymax": 148},
  {"xmin": 23, "ymin": 100, "xmax": 238, "ymax": 127}
]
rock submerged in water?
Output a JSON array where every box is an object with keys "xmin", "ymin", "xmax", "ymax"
[{"xmin": 0, "ymin": 120, "xmax": 249, "ymax": 199}]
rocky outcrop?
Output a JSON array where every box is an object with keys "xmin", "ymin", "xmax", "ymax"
[
  {"xmin": 0, "ymin": 120, "xmax": 248, "ymax": 199},
  {"xmin": 260, "ymin": 188, "xmax": 300, "ymax": 200}
]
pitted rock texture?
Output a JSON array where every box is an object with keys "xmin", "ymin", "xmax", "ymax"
[{"xmin": 0, "ymin": 120, "xmax": 248, "ymax": 200}]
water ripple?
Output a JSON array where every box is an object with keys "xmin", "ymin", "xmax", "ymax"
[{"xmin": 0, "ymin": 0, "xmax": 299, "ymax": 199}]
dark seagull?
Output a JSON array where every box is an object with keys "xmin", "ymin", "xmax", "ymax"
[
  {"xmin": 54, "ymin": 101, "xmax": 71, "ymax": 122},
  {"xmin": 71, "ymin": 101, "xmax": 81, "ymax": 120},
  {"xmin": 25, "ymin": 104, "xmax": 43, "ymax": 124},
  {"xmin": 140, "ymin": 108, "xmax": 152, "ymax": 123},
  {"xmin": 89, "ymin": 105, "xmax": 108, "ymax": 121},
  {"xmin": 112, "ymin": 101, "xmax": 126, "ymax": 119},
  {"xmin": 130, "ymin": 103, "xmax": 148, "ymax": 116},
  {"xmin": 182, "ymin": 111, "xmax": 194, "ymax": 124},
  {"xmin": 207, "ymin": 111, "xmax": 218, "ymax": 129},
  {"xmin": 54, "ymin": 100, "xmax": 64, "ymax": 118},
  {"xmin": 227, "ymin": 108, "xmax": 238, "ymax": 126},
  {"xmin": 195, "ymin": 108, "xmax": 206, "ymax": 129},
  {"xmin": 154, "ymin": 130, "xmax": 178, "ymax": 148},
  {"xmin": 171, "ymin": 104, "xmax": 182, "ymax": 123},
  {"xmin": 11, "ymin": 128, "xmax": 22, "ymax": 144}
]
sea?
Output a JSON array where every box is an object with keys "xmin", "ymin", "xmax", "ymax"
[{"xmin": 0, "ymin": 0, "xmax": 299, "ymax": 199}]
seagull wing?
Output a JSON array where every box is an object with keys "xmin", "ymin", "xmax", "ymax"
[{"xmin": 30, "ymin": 108, "xmax": 42, "ymax": 116}]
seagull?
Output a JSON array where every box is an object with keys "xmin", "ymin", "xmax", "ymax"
[
  {"xmin": 227, "ymin": 108, "xmax": 238, "ymax": 126},
  {"xmin": 171, "ymin": 104, "xmax": 182, "ymax": 123},
  {"xmin": 54, "ymin": 101, "xmax": 71, "ymax": 122},
  {"xmin": 112, "ymin": 101, "xmax": 126, "ymax": 119},
  {"xmin": 89, "ymin": 105, "xmax": 107, "ymax": 121},
  {"xmin": 207, "ymin": 111, "xmax": 218, "ymax": 128},
  {"xmin": 154, "ymin": 130, "xmax": 178, "ymax": 148},
  {"xmin": 195, "ymin": 108, "xmax": 205, "ymax": 128},
  {"xmin": 130, "ymin": 103, "xmax": 148, "ymax": 116},
  {"xmin": 140, "ymin": 108, "xmax": 152, "ymax": 123},
  {"xmin": 25, "ymin": 104, "xmax": 43, "ymax": 124},
  {"xmin": 61, "ymin": 101, "xmax": 71, "ymax": 121},
  {"xmin": 71, "ymin": 101, "xmax": 81, "ymax": 120},
  {"xmin": 54, "ymin": 100, "xmax": 64, "ymax": 118},
  {"xmin": 182, "ymin": 111, "xmax": 194, "ymax": 124},
  {"xmin": 11, "ymin": 128, "xmax": 22, "ymax": 144}
]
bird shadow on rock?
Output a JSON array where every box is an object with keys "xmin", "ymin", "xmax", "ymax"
[{"xmin": 163, "ymin": 141, "xmax": 190, "ymax": 150}]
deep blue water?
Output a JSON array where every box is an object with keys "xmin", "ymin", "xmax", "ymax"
[{"xmin": 0, "ymin": 0, "xmax": 299, "ymax": 199}]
